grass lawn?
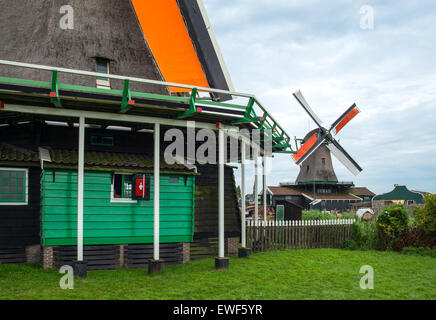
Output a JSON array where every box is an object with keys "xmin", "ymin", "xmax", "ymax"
[{"xmin": 0, "ymin": 249, "xmax": 435, "ymax": 300}]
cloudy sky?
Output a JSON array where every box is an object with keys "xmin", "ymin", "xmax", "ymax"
[{"xmin": 203, "ymin": 0, "xmax": 436, "ymax": 194}]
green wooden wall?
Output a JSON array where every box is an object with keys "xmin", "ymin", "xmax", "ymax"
[{"xmin": 41, "ymin": 170, "xmax": 195, "ymax": 246}]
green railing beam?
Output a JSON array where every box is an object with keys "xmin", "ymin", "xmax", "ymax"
[
  {"xmin": 120, "ymin": 79, "xmax": 135, "ymax": 114},
  {"xmin": 178, "ymin": 88, "xmax": 202, "ymax": 119},
  {"xmin": 50, "ymin": 70, "xmax": 62, "ymax": 108}
]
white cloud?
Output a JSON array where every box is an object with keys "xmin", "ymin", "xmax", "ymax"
[{"xmin": 204, "ymin": 0, "xmax": 436, "ymax": 194}]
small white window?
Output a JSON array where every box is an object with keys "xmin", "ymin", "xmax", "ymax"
[
  {"xmin": 110, "ymin": 173, "xmax": 137, "ymax": 203},
  {"xmin": 95, "ymin": 57, "xmax": 111, "ymax": 89},
  {"xmin": 0, "ymin": 168, "xmax": 28, "ymax": 206}
]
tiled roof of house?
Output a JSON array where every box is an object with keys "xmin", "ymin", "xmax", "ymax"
[
  {"xmin": 301, "ymin": 192, "xmax": 362, "ymax": 200},
  {"xmin": 351, "ymin": 187, "xmax": 375, "ymax": 197},
  {"xmin": 373, "ymin": 185, "xmax": 424, "ymax": 204},
  {"xmin": 0, "ymin": 143, "xmax": 194, "ymax": 173},
  {"xmin": 268, "ymin": 186, "xmax": 302, "ymax": 196},
  {"xmin": 0, "ymin": 143, "xmax": 39, "ymax": 162}
]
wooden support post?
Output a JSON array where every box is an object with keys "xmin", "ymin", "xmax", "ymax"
[
  {"xmin": 216, "ymin": 128, "xmax": 229, "ymax": 268},
  {"xmin": 238, "ymin": 140, "xmax": 251, "ymax": 258},
  {"xmin": 241, "ymin": 140, "xmax": 246, "ymax": 248},
  {"xmin": 73, "ymin": 116, "xmax": 87, "ymax": 278},
  {"xmin": 262, "ymin": 156, "xmax": 267, "ymax": 222},
  {"xmin": 254, "ymin": 150, "xmax": 259, "ymax": 224},
  {"xmin": 154, "ymin": 122, "xmax": 160, "ymax": 261},
  {"xmin": 149, "ymin": 123, "xmax": 165, "ymax": 273}
]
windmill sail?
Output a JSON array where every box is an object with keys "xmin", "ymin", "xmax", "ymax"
[
  {"xmin": 293, "ymin": 90, "xmax": 324, "ymax": 128},
  {"xmin": 330, "ymin": 104, "xmax": 360, "ymax": 136},
  {"xmin": 292, "ymin": 132, "xmax": 324, "ymax": 165},
  {"xmin": 326, "ymin": 140, "xmax": 362, "ymax": 176}
]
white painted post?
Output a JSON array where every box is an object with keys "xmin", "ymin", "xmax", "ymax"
[
  {"xmin": 154, "ymin": 122, "xmax": 160, "ymax": 261},
  {"xmin": 218, "ymin": 129, "xmax": 225, "ymax": 258},
  {"xmin": 262, "ymin": 156, "xmax": 267, "ymax": 222},
  {"xmin": 254, "ymin": 149, "xmax": 259, "ymax": 224},
  {"xmin": 77, "ymin": 116, "xmax": 85, "ymax": 262},
  {"xmin": 241, "ymin": 140, "xmax": 246, "ymax": 248}
]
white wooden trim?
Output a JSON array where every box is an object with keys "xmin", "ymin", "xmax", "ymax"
[
  {"xmin": 2, "ymin": 104, "xmax": 240, "ymax": 132},
  {"xmin": 110, "ymin": 173, "xmax": 138, "ymax": 204},
  {"xmin": 154, "ymin": 123, "xmax": 160, "ymax": 261},
  {"xmin": 241, "ymin": 140, "xmax": 246, "ymax": 248},
  {"xmin": 77, "ymin": 116, "xmax": 85, "ymax": 262},
  {"xmin": 218, "ymin": 129, "xmax": 225, "ymax": 258}
]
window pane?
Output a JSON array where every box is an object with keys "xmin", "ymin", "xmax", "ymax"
[
  {"xmin": 113, "ymin": 174, "xmax": 122, "ymax": 198},
  {"xmin": 96, "ymin": 58, "xmax": 109, "ymax": 74},
  {"xmin": 0, "ymin": 170, "xmax": 26, "ymax": 203}
]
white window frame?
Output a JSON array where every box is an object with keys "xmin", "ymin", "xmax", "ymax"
[
  {"xmin": 110, "ymin": 173, "xmax": 137, "ymax": 204},
  {"xmin": 95, "ymin": 58, "xmax": 111, "ymax": 89},
  {"xmin": 0, "ymin": 167, "xmax": 29, "ymax": 206}
]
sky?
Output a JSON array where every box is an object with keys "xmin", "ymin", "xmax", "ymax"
[{"xmin": 202, "ymin": 0, "xmax": 436, "ymax": 195}]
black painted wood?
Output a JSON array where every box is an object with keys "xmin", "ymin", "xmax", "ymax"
[
  {"xmin": 194, "ymin": 165, "xmax": 241, "ymax": 239},
  {"xmin": 125, "ymin": 243, "xmax": 183, "ymax": 268},
  {"xmin": 177, "ymin": 0, "xmax": 232, "ymax": 101},
  {"xmin": 53, "ymin": 245, "xmax": 120, "ymax": 271},
  {"xmin": 0, "ymin": 167, "xmax": 40, "ymax": 247},
  {"xmin": 0, "ymin": 247, "xmax": 26, "ymax": 264}
]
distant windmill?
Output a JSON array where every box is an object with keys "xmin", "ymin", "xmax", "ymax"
[{"xmin": 292, "ymin": 90, "xmax": 362, "ymax": 176}]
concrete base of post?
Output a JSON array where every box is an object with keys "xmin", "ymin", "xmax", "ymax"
[
  {"xmin": 215, "ymin": 257, "xmax": 230, "ymax": 269},
  {"xmin": 148, "ymin": 259, "xmax": 165, "ymax": 274},
  {"xmin": 73, "ymin": 260, "xmax": 87, "ymax": 279},
  {"xmin": 238, "ymin": 248, "xmax": 251, "ymax": 258}
]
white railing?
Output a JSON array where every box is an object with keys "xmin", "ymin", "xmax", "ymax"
[{"xmin": 246, "ymin": 219, "xmax": 356, "ymax": 227}]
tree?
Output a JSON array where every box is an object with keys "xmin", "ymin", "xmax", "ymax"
[{"xmin": 413, "ymin": 194, "xmax": 436, "ymax": 235}]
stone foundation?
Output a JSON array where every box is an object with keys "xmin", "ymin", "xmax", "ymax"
[
  {"xmin": 182, "ymin": 242, "xmax": 190, "ymax": 264},
  {"xmin": 119, "ymin": 244, "xmax": 126, "ymax": 268},
  {"xmin": 26, "ymin": 245, "xmax": 41, "ymax": 263},
  {"xmin": 42, "ymin": 246, "xmax": 54, "ymax": 269},
  {"xmin": 226, "ymin": 237, "xmax": 239, "ymax": 256}
]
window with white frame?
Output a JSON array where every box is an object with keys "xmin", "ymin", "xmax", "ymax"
[
  {"xmin": 0, "ymin": 168, "xmax": 28, "ymax": 205},
  {"xmin": 95, "ymin": 57, "xmax": 111, "ymax": 89},
  {"xmin": 110, "ymin": 173, "xmax": 136, "ymax": 203}
]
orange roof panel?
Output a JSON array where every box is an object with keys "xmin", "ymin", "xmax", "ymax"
[{"xmin": 131, "ymin": 0, "xmax": 210, "ymax": 92}]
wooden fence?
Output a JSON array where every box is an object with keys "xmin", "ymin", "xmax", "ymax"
[{"xmin": 246, "ymin": 219, "xmax": 355, "ymax": 252}]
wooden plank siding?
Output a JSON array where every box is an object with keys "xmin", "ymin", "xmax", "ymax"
[
  {"xmin": 41, "ymin": 169, "xmax": 195, "ymax": 246},
  {"xmin": 193, "ymin": 164, "xmax": 241, "ymax": 238}
]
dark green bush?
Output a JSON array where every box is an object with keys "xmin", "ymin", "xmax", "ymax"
[
  {"xmin": 344, "ymin": 220, "xmax": 378, "ymax": 250},
  {"xmin": 413, "ymin": 194, "xmax": 436, "ymax": 235},
  {"xmin": 401, "ymin": 246, "xmax": 436, "ymax": 258},
  {"xmin": 376, "ymin": 204, "xmax": 409, "ymax": 250},
  {"xmin": 302, "ymin": 210, "xmax": 357, "ymax": 221}
]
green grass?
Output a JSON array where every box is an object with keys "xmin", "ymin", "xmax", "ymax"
[{"xmin": 0, "ymin": 249, "xmax": 435, "ymax": 300}]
